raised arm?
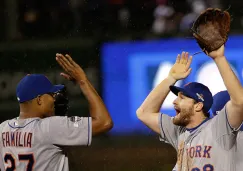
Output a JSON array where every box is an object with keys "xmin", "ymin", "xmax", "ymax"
[
  {"xmin": 56, "ymin": 53, "xmax": 113, "ymax": 136},
  {"xmin": 136, "ymin": 52, "xmax": 192, "ymax": 134},
  {"xmin": 208, "ymin": 45, "xmax": 243, "ymax": 128}
]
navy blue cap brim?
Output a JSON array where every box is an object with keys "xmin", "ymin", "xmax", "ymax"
[
  {"xmin": 49, "ymin": 85, "xmax": 65, "ymax": 93},
  {"xmin": 169, "ymin": 85, "xmax": 197, "ymax": 101}
]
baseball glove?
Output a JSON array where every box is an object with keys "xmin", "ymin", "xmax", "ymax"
[
  {"xmin": 191, "ymin": 8, "xmax": 231, "ymax": 54},
  {"xmin": 54, "ymin": 86, "xmax": 69, "ymax": 116}
]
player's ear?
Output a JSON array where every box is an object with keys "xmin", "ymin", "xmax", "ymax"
[
  {"xmin": 194, "ymin": 102, "xmax": 204, "ymax": 112},
  {"xmin": 36, "ymin": 95, "xmax": 42, "ymax": 105}
]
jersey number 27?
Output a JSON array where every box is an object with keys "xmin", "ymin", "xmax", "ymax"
[{"xmin": 4, "ymin": 153, "xmax": 35, "ymax": 171}]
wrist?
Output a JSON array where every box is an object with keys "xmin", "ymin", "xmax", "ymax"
[
  {"xmin": 167, "ymin": 75, "xmax": 177, "ymax": 84},
  {"xmin": 77, "ymin": 76, "xmax": 88, "ymax": 85},
  {"xmin": 213, "ymin": 55, "xmax": 226, "ymax": 62},
  {"xmin": 78, "ymin": 79, "xmax": 88, "ymax": 85}
]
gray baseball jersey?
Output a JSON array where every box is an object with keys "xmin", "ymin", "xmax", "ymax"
[
  {"xmin": 236, "ymin": 130, "xmax": 243, "ymax": 171},
  {"xmin": 159, "ymin": 106, "xmax": 239, "ymax": 171},
  {"xmin": 0, "ymin": 116, "xmax": 92, "ymax": 171}
]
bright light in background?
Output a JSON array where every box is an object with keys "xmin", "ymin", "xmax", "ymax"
[
  {"xmin": 102, "ymin": 35, "xmax": 243, "ymax": 134},
  {"xmin": 153, "ymin": 61, "xmax": 240, "ymax": 103},
  {"xmin": 152, "ymin": 62, "xmax": 182, "ymax": 109},
  {"xmin": 196, "ymin": 61, "xmax": 238, "ymax": 96}
]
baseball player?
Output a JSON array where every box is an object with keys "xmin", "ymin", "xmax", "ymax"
[
  {"xmin": 137, "ymin": 45, "xmax": 243, "ymax": 171},
  {"xmin": 0, "ymin": 53, "xmax": 113, "ymax": 171},
  {"xmin": 171, "ymin": 90, "xmax": 237, "ymax": 171},
  {"xmin": 211, "ymin": 90, "xmax": 243, "ymax": 171}
]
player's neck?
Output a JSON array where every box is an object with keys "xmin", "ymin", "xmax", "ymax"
[
  {"xmin": 19, "ymin": 102, "xmax": 43, "ymax": 119},
  {"xmin": 19, "ymin": 112, "xmax": 42, "ymax": 119},
  {"xmin": 186, "ymin": 114, "xmax": 208, "ymax": 129},
  {"xmin": 19, "ymin": 105, "xmax": 42, "ymax": 119}
]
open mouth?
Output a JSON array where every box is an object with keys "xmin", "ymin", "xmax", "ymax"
[{"xmin": 174, "ymin": 107, "xmax": 181, "ymax": 116}]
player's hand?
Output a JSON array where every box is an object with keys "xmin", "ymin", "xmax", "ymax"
[
  {"xmin": 168, "ymin": 52, "xmax": 192, "ymax": 81},
  {"xmin": 208, "ymin": 44, "xmax": 225, "ymax": 59},
  {"xmin": 56, "ymin": 53, "xmax": 87, "ymax": 83}
]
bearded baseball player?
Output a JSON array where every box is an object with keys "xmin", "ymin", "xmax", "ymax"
[
  {"xmin": 0, "ymin": 53, "xmax": 113, "ymax": 171},
  {"xmin": 137, "ymin": 44, "xmax": 243, "ymax": 170}
]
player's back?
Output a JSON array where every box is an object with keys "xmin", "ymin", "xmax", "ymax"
[{"xmin": 0, "ymin": 117, "xmax": 69, "ymax": 171}]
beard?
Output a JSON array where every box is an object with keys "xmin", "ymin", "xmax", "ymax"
[{"xmin": 173, "ymin": 106, "xmax": 194, "ymax": 126}]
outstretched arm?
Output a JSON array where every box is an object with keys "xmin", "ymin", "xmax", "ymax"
[
  {"xmin": 136, "ymin": 52, "xmax": 192, "ymax": 134},
  {"xmin": 209, "ymin": 45, "xmax": 243, "ymax": 128},
  {"xmin": 56, "ymin": 53, "xmax": 113, "ymax": 136}
]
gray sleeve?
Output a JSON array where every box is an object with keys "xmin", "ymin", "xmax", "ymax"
[
  {"xmin": 0, "ymin": 156, "xmax": 4, "ymax": 171},
  {"xmin": 158, "ymin": 113, "xmax": 179, "ymax": 149},
  {"xmin": 212, "ymin": 106, "xmax": 241, "ymax": 150},
  {"xmin": 42, "ymin": 116, "xmax": 92, "ymax": 146}
]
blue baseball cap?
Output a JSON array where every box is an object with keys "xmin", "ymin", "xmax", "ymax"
[
  {"xmin": 211, "ymin": 90, "xmax": 230, "ymax": 116},
  {"xmin": 16, "ymin": 74, "xmax": 64, "ymax": 103},
  {"xmin": 170, "ymin": 82, "xmax": 213, "ymax": 112}
]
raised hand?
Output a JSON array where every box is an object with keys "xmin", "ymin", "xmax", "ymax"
[
  {"xmin": 168, "ymin": 52, "xmax": 192, "ymax": 81},
  {"xmin": 56, "ymin": 53, "xmax": 87, "ymax": 83},
  {"xmin": 208, "ymin": 44, "xmax": 225, "ymax": 60}
]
